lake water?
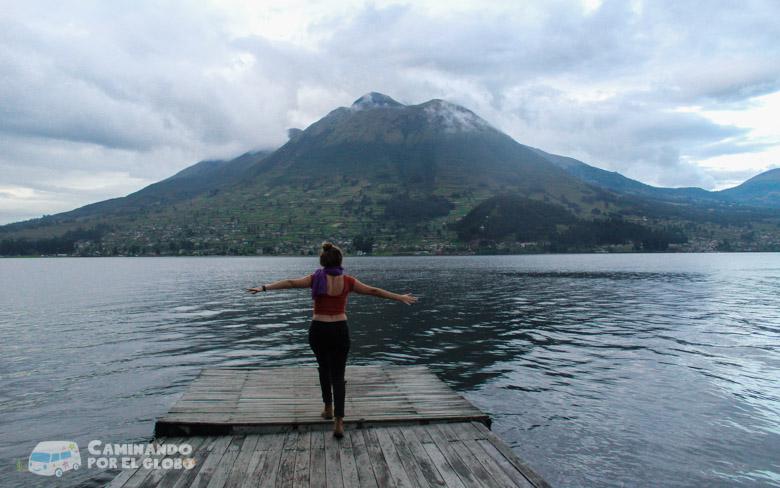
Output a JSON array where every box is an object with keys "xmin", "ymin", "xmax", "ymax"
[{"xmin": 0, "ymin": 254, "xmax": 778, "ymax": 487}]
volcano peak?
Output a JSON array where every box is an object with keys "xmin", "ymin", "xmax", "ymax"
[{"xmin": 350, "ymin": 92, "xmax": 404, "ymax": 111}]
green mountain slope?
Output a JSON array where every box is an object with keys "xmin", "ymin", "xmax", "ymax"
[
  {"xmin": 3, "ymin": 150, "xmax": 270, "ymax": 234},
  {"xmin": 532, "ymin": 147, "xmax": 780, "ymax": 208},
  {"xmin": 238, "ymin": 94, "xmax": 590, "ymax": 200},
  {"xmin": 719, "ymin": 168, "xmax": 780, "ymax": 207},
  {"xmin": 2, "ymin": 93, "xmax": 778, "ymax": 255},
  {"xmin": 531, "ymin": 148, "xmax": 721, "ymax": 204}
]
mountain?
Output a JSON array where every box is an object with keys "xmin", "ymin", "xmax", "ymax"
[
  {"xmin": 1, "ymin": 93, "xmax": 779, "ymax": 255},
  {"xmin": 531, "ymin": 148, "xmax": 723, "ymax": 204},
  {"xmin": 237, "ymin": 93, "xmax": 590, "ymax": 200},
  {"xmin": 532, "ymin": 147, "xmax": 780, "ymax": 208},
  {"xmin": 51, "ymin": 150, "xmax": 271, "ymax": 221},
  {"xmin": 0, "ymin": 150, "xmax": 271, "ymax": 237},
  {"xmin": 719, "ymin": 168, "xmax": 780, "ymax": 207}
]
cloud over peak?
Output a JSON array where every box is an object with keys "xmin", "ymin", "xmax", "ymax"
[{"xmin": 0, "ymin": 0, "xmax": 778, "ymax": 223}]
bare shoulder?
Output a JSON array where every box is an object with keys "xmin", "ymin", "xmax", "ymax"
[{"xmin": 351, "ymin": 278, "xmax": 372, "ymax": 294}]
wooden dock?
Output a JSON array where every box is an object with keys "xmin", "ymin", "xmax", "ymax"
[
  {"xmin": 109, "ymin": 366, "xmax": 552, "ymax": 488},
  {"xmin": 156, "ymin": 366, "xmax": 490, "ymax": 436}
]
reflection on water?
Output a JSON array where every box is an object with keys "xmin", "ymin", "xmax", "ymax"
[{"xmin": 0, "ymin": 254, "xmax": 778, "ymax": 487}]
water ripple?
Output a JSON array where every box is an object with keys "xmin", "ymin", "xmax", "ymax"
[{"xmin": 0, "ymin": 255, "xmax": 778, "ymax": 487}]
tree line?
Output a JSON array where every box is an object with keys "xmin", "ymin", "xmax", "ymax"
[
  {"xmin": 455, "ymin": 194, "xmax": 688, "ymax": 251},
  {"xmin": 0, "ymin": 226, "xmax": 108, "ymax": 256}
]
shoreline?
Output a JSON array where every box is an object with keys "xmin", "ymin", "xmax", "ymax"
[{"xmin": 3, "ymin": 249, "xmax": 780, "ymax": 259}]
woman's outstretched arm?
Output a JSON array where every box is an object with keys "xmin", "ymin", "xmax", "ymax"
[
  {"xmin": 352, "ymin": 279, "xmax": 419, "ymax": 305},
  {"xmin": 245, "ymin": 275, "xmax": 312, "ymax": 294}
]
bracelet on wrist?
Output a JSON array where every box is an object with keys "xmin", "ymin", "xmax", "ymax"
[{"xmin": 262, "ymin": 285, "xmax": 267, "ymax": 292}]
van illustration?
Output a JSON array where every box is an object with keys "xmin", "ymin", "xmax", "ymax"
[{"xmin": 28, "ymin": 441, "xmax": 81, "ymax": 477}]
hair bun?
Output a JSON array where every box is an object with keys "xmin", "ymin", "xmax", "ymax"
[{"xmin": 322, "ymin": 242, "xmax": 333, "ymax": 251}]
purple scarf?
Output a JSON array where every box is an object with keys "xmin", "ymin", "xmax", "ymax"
[{"xmin": 311, "ymin": 266, "xmax": 344, "ymax": 299}]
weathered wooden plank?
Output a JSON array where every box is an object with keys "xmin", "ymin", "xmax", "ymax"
[
  {"xmin": 106, "ymin": 437, "xmax": 169, "ymax": 488},
  {"xmin": 362, "ymin": 429, "xmax": 395, "ymax": 488},
  {"xmin": 139, "ymin": 437, "xmax": 206, "ymax": 488},
  {"xmin": 235, "ymin": 391, "xmax": 320, "ymax": 396},
  {"xmin": 348, "ymin": 428, "xmax": 379, "ymax": 488},
  {"xmin": 385, "ymin": 428, "xmax": 432, "ymax": 488},
  {"xmin": 162, "ymin": 416, "xmax": 487, "ymax": 426},
  {"xmin": 309, "ymin": 431, "xmax": 327, "ymax": 488},
  {"xmin": 408, "ymin": 424, "xmax": 435, "ymax": 445},
  {"xmin": 188, "ymin": 436, "xmax": 234, "ymax": 487},
  {"xmin": 187, "ymin": 380, "xmax": 246, "ymax": 385},
  {"xmin": 163, "ymin": 412, "xmax": 485, "ymax": 420},
  {"xmin": 180, "ymin": 392, "xmax": 242, "ymax": 397},
  {"xmin": 460, "ymin": 438, "xmax": 524, "ymax": 488},
  {"xmin": 204, "ymin": 435, "xmax": 245, "ymax": 488},
  {"xmin": 150, "ymin": 437, "xmax": 214, "ymax": 488},
  {"xmin": 191, "ymin": 379, "xmax": 249, "ymax": 383},
  {"xmin": 114, "ymin": 442, "xmax": 164, "ymax": 488},
  {"xmin": 292, "ymin": 431, "xmax": 312, "ymax": 488},
  {"xmin": 324, "ymin": 431, "xmax": 344, "ymax": 488},
  {"xmin": 476, "ymin": 440, "xmax": 534, "ymax": 488},
  {"xmin": 156, "ymin": 418, "xmax": 489, "ymax": 439},
  {"xmin": 337, "ymin": 430, "xmax": 360, "ymax": 488},
  {"xmin": 197, "ymin": 366, "xmax": 411, "ymax": 376},
  {"xmin": 275, "ymin": 432, "xmax": 299, "ymax": 488},
  {"xmin": 238, "ymin": 450, "xmax": 266, "ymax": 488},
  {"xmin": 169, "ymin": 405, "xmax": 238, "ymax": 412},
  {"xmin": 471, "ymin": 422, "xmax": 552, "ymax": 488},
  {"xmin": 374, "ymin": 427, "xmax": 418, "ymax": 488},
  {"xmin": 182, "ymin": 387, "xmax": 314, "ymax": 399},
  {"xmin": 257, "ymin": 433, "xmax": 287, "ymax": 488},
  {"xmin": 421, "ymin": 440, "xmax": 466, "ymax": 488},
  {"xmin": 176, "ymin": 396, "xmax": 241, "ymax": 402},
  {"xmin": 160, "ymin": 413, "xmax": 232, "ymax": 422},
  {"xmin": 437, "ymin": 423, "xmax": 464, "ymax": 443},
  {"xmin": 159, "ymin": 437, "xmax": 220, "ymax": 488},
  {"xmin": 426, "ymin": 424, "xmax": 484, "ymax": 488},
  {"xmin": 129, "ymin": 437, "xmax": 193, "ymax": 488},
  {"xmin": 120, "ymin": 437, "xmax": 184, "ymax": 488},
  {"xmin": 433, "ymin": 424, "xmax": 504, "ymax": 488},
  {"xmin": 199, "ymin": 370, "xmax": 251, "ymax": 375},
  {"xmin": 447, "ymin": 422, "xmax": 486, "ymax": 442},
  {"xmin": 221, "ymin": 434, "xmax": 261, "ymax": 488},
  {"xmin": 185, "ymin": 386, "xmax": 245, "ymax": 391},
  {"xmin": 348, "ymin": 395, "xmax": 465, "ymax": 401}
]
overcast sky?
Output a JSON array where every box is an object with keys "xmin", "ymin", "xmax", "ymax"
[{"xmin": 1, "ymin": 0, "xmax": 778, "ymax": 224}]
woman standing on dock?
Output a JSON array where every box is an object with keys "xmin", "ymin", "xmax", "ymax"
[{"xmin": 246, "ymin": 242, "xmax": 418, "ymax": 438}]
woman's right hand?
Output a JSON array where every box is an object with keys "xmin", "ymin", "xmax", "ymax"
[{"xmin": 397, "ymin": 294, "xmax": 419, "ymax": 305}]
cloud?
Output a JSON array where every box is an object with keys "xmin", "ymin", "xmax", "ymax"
[
  {"xmin": 0, "ymin": 0, "xmax": 779, "ymax": 224},
  {"xmin": 299, "ymin": 0, "xmax": 779, "ymax": 188}
]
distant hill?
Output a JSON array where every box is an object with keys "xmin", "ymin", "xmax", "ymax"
[
  {"xmin": 530, "ymin": 148, "xmax": 723, "ymax": 204},
  {"xmin": 719, "ymin": 168, "xmax": 780, "ymax": 207},
  {"xmin": 1, "ymin": 93, "xmax": 778, "ymax": 255},
  {"xmin": 532, "ymin": 147, "xmax": 780, "ymax": 208},
  {"xmin": 52, "ymin": 150, "xmax": 270, "ymax": 220}
]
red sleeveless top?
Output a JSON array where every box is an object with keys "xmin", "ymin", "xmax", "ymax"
[{"xmin": 309, "ymin": 275, "xmax": 355, "ymax": 315}]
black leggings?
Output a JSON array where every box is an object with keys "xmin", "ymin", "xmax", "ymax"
[{"xmin": 308, "ymin": 320, "xmax": 350, "ymax": 417}]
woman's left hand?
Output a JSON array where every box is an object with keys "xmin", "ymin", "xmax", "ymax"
[{"xmin": 245, "ymin": 287, "xmax": 262, "ymax": 294}]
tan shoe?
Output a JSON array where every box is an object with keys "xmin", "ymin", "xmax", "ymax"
[
  {"xmin": 333, "ymin": 417, "xmax": 344, "ymax": 438},
  {"xmin": 321, "ymin": 403, "xmax": 333, "ymax": 419}
]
